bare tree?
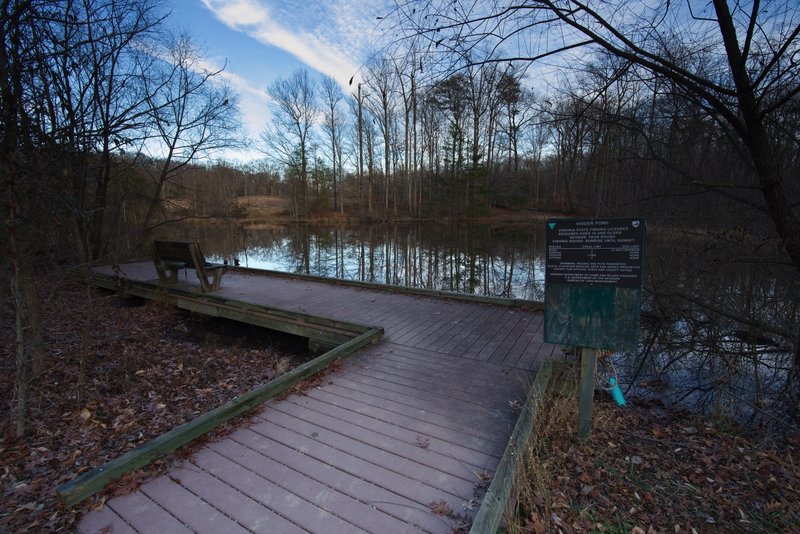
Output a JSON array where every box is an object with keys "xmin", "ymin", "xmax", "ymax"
[
  {"xmin": 141, "ymin": 33, "xmax": 241, "ymax": 235},
  {"xmin": 392, "ymin": 53, "xmax": 417, "ymax": 215},
  {"xmin": 262, "ymin": 69, "xmax": 318, "ymax": 218},
  {"xmin": 350, "ymin": 81, "xmax": 371, "ymax": 215},
  {"xmin": 1, "ymin": 0, "xmax": 168, "ymax": 436},
  {"xmin": 427, "ymin": 73, "xmax": 469, "ymax": 214},
  {"xmin": 396, "ymin": 0, "xmax": 800, "ymax": 273},
  {"xmin": 81, "ymin": 0, "xmax": 166, "ymax": 259},
  {"xmin": 320, "ymin": 75, "xmax": 345, "ymax": 213},
  {"xmin": 364, "ymin": 59, "xmax": 398, "ymax": 215}
]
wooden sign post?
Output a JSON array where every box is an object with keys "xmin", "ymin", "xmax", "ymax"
[
  {"xmin": 577, "ymin": 347, "xmax": 598, "ymax": 439},
  {"xmin": 544, "ymin": 218, "xmax": 645, "ymax": 439}
]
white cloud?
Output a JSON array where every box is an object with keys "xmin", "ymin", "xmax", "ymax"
[
  {"xmin": 222, "ymin": 69, "xmax": 271, "ymax": 141},
  {"xmin": 201, "ymin": 0, "xmax": 385, "ymax": 90},
  {"xmin": 193, "ymin": 0, "xmax": 396, "ymax": 161},
  {"xmin": 184, "ymin": 54, "xmax": 270, "ymax": 145},
  {"xmin": 208, "ymin": 0, "xmax": 268, "ymax": 27}
]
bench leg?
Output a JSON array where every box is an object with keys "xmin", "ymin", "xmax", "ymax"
[
  {"xmin": 210, "ymin": 272, "xmax": 221, "ymax": 291},
  {"xmin": 195, "ymin": 271, "xmax": 212, "ymax": 292},
  {"xmin": 156, "ymin": 267, "xmax": 179, "ymax": 285},
  {"xmin": 195, "ymin": 269, "xmax": 223, "ymax": 292}
]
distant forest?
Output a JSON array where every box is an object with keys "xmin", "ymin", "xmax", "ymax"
[
  {"xmin": 2, "ymin": 1, "xmax": 798, "ymax": 262},
  {"xmin": 2, "ymin": 0, "xmax": 799, "ymax": 435}
]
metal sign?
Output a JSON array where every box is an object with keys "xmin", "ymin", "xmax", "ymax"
[
  {"xmin": 545, "ymin": 218, "xmax": 643, "ymax": 287},
  {"xmin": 544, "ymin": 218, "xmax": 645, "ymax": 352}
]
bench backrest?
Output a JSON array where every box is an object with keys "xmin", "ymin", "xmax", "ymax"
[{"xmin": 152, "ymin": 240, "xmax": 203, "ymax": 266}]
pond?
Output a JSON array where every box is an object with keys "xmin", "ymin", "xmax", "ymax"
[{"xmin": 198, "ymin": 221, "xmax": 549, "ymax": 302}]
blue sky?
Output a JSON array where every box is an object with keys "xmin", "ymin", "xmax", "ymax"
[{"xmin": 166, "ymin": 0, "xmax": 392, "ymax": 161}]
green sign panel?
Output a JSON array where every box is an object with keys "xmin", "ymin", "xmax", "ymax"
[{"xmin": 544, "ymin": 218, "xmax": 645, "ymax": 352}]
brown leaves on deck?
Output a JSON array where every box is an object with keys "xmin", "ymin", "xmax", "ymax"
[
  {"xmin": 0, "ymin": 276, "xmax": 298, "ymax": 532},
  {"xmin": 514, "ymin": 395, "xmax": 800, "ymax": 533},
  {"xmin": 428, "ymin": 499, "xmax": 472, "ymax": 533},
  {"xmin": 430, "ymin": 499, "xmax": 451, "ymax": 516}
]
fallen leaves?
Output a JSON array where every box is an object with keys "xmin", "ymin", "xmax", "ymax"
[
  {"xmin": 522, "ymin": 512, "xmax": 546, "ymax": 533},
  {"xmin": 429, "ymin": 499, "xmax": 451, "ymax": 516},
  {"xmin": 0, "ymin": 276, "xmax": 300, "ymax": 533},
  {"xmin": 513, "ymin": 393, "xmax": 800, "ymax": 533}
]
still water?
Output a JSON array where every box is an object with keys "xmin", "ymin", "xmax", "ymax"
[{"xmin": 201, "ymin": 222, "xmax": 548, "ymax": 302}]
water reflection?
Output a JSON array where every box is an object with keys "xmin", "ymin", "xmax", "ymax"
[{"xmin": 201, "ymin": 222, "xmax": 547, "ymax": 301}]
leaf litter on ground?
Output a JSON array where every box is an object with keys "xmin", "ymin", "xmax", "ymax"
[
  {"xmin": 512, "ymin": 385, "xmax": 800, "ymax": 534},
  {"xmin": 1, "ymin": 274, "xmax": 309, "ymax": 532}
]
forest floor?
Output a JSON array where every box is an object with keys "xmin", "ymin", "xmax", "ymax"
[
  {"xmin": 0, "ymin": 275, "xmax": 311, "ymax": 532},
  {"xmin": 510, "ymin": 383, "xmax": 800, "ymax": 534},
  {"xmin": 2, "ymin": 275, "xmax": 798, "ymax": 533}
]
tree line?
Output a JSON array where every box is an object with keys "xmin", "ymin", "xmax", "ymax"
[{"xmin": 260, "ymin": 62, "xmax": 555, "ymax": 219}]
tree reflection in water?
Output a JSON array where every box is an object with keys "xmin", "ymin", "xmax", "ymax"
[{"xmin": 201, "ymin": 222, "xmax": 547, "ymax": 301}]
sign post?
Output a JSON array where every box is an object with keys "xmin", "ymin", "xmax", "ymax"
[
  {"xmin": 578, "ymin": 347, "xmax": 598, "ymax": 439},
  {"xmin": 544, "ymin": 218, "xmax": 645, "ymax": 439}
]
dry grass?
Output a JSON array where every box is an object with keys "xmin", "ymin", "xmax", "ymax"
[
  {"xmin": 236, "ymin": 195, "xmax": 289, "ymax": 215},
  {"xmin": 507, "ymin": 366, "xmax": 580, "ymax": 533}
]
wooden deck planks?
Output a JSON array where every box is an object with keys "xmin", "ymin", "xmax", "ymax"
[
  {"xmin": 328, "ymin": 374, "xmax": 512, "ymax": 435},
  {"xmin": 200, "ymin": 441, "xmax": 408, "ymax": 534},
  {"xmin": 79, "ymin": 264, "xmax": 560, "ymax": 533},
  {"xmin": 224, "ymin": 428, "xmax": 443, "ymax": 533},
  {"xmin": 77, "ymin": 506, "xmax": 136, "ymax": 534},
  {"xmin": 273, "ymin": 398, "xmax": 481, "ymax": 484},
  {"xmin": 285, "ymin": 387, "xmax": 499, "ymax": 471},
  {"xmin": 318, "ymin": 382, "xmax": 509, "ymax": 449},
  {"xmin": 105, "ymin": 491, "xmax": 193, "ymax": 534},
  {"xmin": 190, "ymin": 446, "xmax": 358, "ymax": 533},
  {"xmin": 497, "ymin": 314, "xmax": 546, "ymax": 368},
  {"xmin": 245, "ymin": 417, "xmax": 466, "ymax": 519},
  {"xmin": 420, "ymin": 305, "xmax": 485, "ymax": 353},
  {"xmin": 463, "ymin": 309, "xmax": 527, "ymax": 361},
  {"xmin": 167, "ymin": 463, "xmax": 303, "ymax": 533},
  {"xmin": 300, "ymin": 386, "xmax": 505, "ymax": 456},
  {"xmin": 439, "ymin": 302, "xmax": 509, "ymax": 356},
  {"xmin": 137, "ymin": 477, "xmax": 251, "ymax": 534},
  {"xmin": 352, "ymin": 358, "xmax": 519, "ymax": 408},
  {"xmin": 256, "ymin": 409, "xmax": 476, "ymax": 501}
]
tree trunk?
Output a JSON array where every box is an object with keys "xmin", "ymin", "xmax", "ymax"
[
  {"xmin": 13, "ymin": 269, "xmax": 28, "ymax": 438},
  {"xmin": 713, "ymin": 0, "xmax": 800, "ymax": 276}
]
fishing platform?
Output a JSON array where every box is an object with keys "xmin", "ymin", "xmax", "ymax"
[{"xmin": 74, "ymin": 261, "xmax": 563, "ymax": 533}]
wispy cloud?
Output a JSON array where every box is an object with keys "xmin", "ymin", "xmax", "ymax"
[
  {"xmin": 201, "ymin": 0, "xmax": 387, "ymax": 89},
  {"xmin": 190, "ymin": 54, "xmax": 270, "ymax": 154}
]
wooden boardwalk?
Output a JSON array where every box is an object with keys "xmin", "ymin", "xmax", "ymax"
[{"xmin": 78, "ymin": 263, "xmax": 561, "ymax": 533}]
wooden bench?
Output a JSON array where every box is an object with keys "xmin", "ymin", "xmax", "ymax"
[{"xmin": 150, "ymin": 240, "xmax": 227, "ymax": 292}]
